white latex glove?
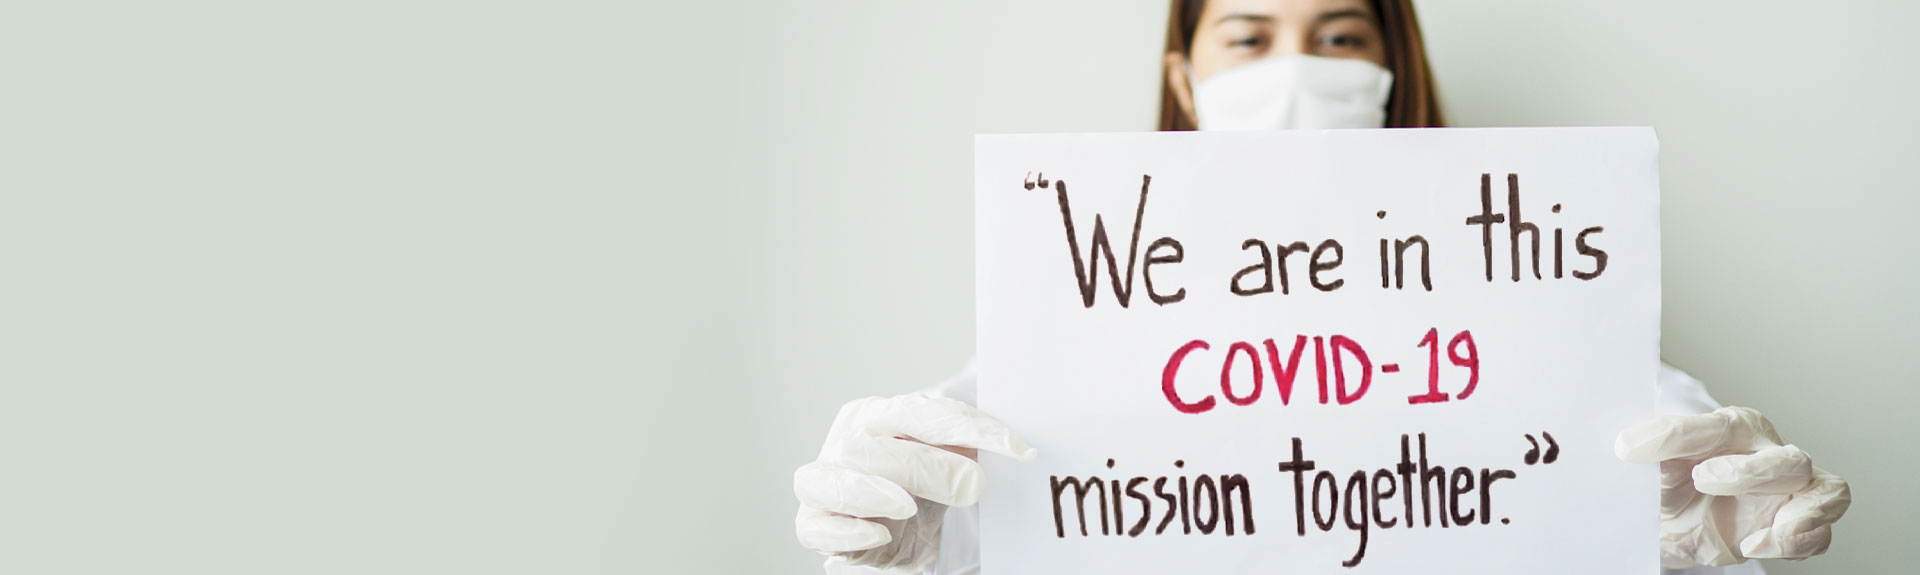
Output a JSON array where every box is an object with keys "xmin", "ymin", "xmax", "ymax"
[
  {"xmin": 794, "ymin": 394, "xmax": 1037, "ymax": 573},
  {"xmin": 1615, "ymin": 406, "xmax": 1851, "ymax": 568}
]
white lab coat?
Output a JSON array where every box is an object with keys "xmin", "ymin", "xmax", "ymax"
[{"xmin": 826, "ymin": 361, "xmax": 1764, "ymax": 575}]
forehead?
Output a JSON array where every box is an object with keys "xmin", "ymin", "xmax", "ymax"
[{"xmin": 1197, "ymin": 0, "xmax": 1376, "ymax": 23}]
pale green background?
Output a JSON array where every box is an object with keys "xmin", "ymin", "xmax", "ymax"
[{"xmin": 1, "ymin": 1, "xmax": 1911, "ymax": 574}]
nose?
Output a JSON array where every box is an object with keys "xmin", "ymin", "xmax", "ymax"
[{"xmin": 1273, "ymin": 24, "xmax": 1313, "ymax": 58}]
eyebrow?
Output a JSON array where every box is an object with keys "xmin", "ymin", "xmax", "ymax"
[
  {"xmin": 1313, "ymin": 8, "xmax": 1374, "ymax": 26},
  {"xmin": 1211, "ymin": 8, "xmax": 1374, "ymax": 28},
  {"xmin": 1211, "ymin": 13, "xmax": 1274, "ymax": 26}
]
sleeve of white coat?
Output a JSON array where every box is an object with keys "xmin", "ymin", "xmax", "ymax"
[
  {"xmin": 1655, "ymin": 363, "xmax": 1767, "ymax": 575},
  {"xmin": 823, "ymin": 360, "xmax": 984, "ymax": 575},
  {"xmin": 1656, "ymin": 362, "xmax": 1723, "ymax": 416}
]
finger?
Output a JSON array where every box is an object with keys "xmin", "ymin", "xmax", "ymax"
[
  {"xmin": 1658, "ymin": 458, "xmax": 1702, "ymax": 516},
  {"xmin": 1662, "ymin": 512, "xmax": 1744, "ymax": 568},
  {"xmin": 818, "ymin": 397, "xmax": 888, "ymax": 454},
  {"xmin": 834, "ymin": 433, "xmax": 987, "ymax": 507},
  {"xmin": 1741, "ymin": 468, "xmax": 1851, "ymax": 560},
  {"xmin": 1743, "ymin": 526, "xmax": 1827, "ymax": 561},
  {"xmin": 1693, "ymin": 444, "xmax": 1814, "ymax": 496},
  {"xmin": 1616, "ymin": 406, "xmax": 1782, "ymax": 463},
  {"xmin": 795, "ymin": 506, "xmax": 891, "ymax": 554},
  {"xmin": 794, "ymin": 461, "xmax": 918, "ymax": 520},
  {"xmin": 1743, "ymin": 524, "xmax": 1832, "ymax": 561},
  {"xmin": 868, "ymin": 395, "xmax": 1039, "ymax": 461}
]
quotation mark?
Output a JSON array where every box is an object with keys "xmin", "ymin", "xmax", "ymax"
[
  {"xmin": 1023, "ymin": 171, "xmax": 1052, "ymax": 190},
  {"xmin": 1523, "ymin": 432, "xmax": 1559, "ymax": 465}
]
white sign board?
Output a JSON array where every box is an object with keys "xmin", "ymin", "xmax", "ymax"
[{"xmin": 976, "ymin": 128, "xmax": 1659, "ymax": 574}]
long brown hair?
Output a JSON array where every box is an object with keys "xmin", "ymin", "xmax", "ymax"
[{"xmin": 1157, "ymin": 0, "xmax": 1445, "ymax": 130}]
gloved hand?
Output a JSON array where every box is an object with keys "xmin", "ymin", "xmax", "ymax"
[
  {"xmin": 1615, "ymin": 406, "xmax": 1851, "ymax": 568},
  {"xmin": 794, "ymin": 394, "xmax": 1037, "ymax": 573}
]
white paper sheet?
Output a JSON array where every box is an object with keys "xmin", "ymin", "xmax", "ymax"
[{"xmin": 976, "ymin": 128, "xmax": 1660, "ymax": 574}]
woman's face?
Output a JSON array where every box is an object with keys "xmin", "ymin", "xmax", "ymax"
[{"xmin": 1167, "ymin": 0, "xmax": 1389, "ymax": 121}]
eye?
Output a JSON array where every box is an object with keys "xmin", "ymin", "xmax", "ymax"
[
  {"xmin": 1228, "ymin": 35, "xmax": 1267, "ymax": 49},
  {"xmin": 1320, "ymin": 34, "xmax": 1366, "ymax": 49}
]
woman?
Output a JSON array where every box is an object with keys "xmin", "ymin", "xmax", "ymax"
[{"xmin": 793, "ymin": 1, "xmax": 1850, "ymax": 574}]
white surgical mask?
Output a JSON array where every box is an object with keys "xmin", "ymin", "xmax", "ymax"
[{"xmin": 1191, "ymin": 54, "xmax": 1395, "ymax": 131}]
